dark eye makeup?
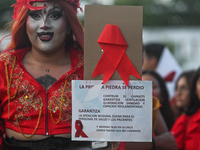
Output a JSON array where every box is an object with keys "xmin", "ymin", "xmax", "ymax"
[
  {"xmin": 28, "ymin": 9, "xmax": 63, "ymax": 20},
  {"xmin": 49, "ymin": 11, "xmax": 63, "ymax": 20},
  {"xmin": 28, "ymin": 11, "xmax": 41, "ymax": 20}
]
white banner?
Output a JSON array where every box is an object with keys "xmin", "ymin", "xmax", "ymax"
[{"xmin": 72, "ymin": 80, "xmax": 152, "ymax": 142}]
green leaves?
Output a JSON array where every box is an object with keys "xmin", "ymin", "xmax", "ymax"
[{"xmin": 114, "ymin": 0, "xmax": 200, "ymax": 27}]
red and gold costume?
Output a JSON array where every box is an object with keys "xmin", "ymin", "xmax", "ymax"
[
  {"xmin": 0, "ymin": 47, "xmax": 83, "ymax": 145},
  {"xmin": 170, "ymin": 108, "xmax": 200, "ymax": 150}
]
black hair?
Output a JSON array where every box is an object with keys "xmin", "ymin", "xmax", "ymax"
[
  {"xmin": 186, "ymin": 68, "xmax": 200, "ymax": 115},
  {"xmin": 172, "ymin": 70, "xmax": 195, "ymax": 120},
  {"xmin": 175, "ymin": 70, "xmax": 195, "ymax": 91},
  {"xmin": 142, "ymin": 70, "xmax": 174, "ymax": 130},
  {"xmin": 144, "ymin": 43, "xmax": 165, "ymax": 63}
]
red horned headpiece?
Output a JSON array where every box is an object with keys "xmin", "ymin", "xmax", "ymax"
[{"xmin": 11, "ymin": 0, "xmax": 82, "ymax": 20}]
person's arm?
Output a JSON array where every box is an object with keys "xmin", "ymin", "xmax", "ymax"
[
  {"xmin": 125, "ymin": 132, "xmax": 177, "ymax": 150},
  {"xmin": 125, "ymin": 110, "xmax": 167, "ymax": 150},
  {"xmin": 153, "ymin": 110, "xmax": 177, "ymax": 150},
  {"xmin": 154, "ymin": 110, "xmax": 168, "ymax": 135},
  {"xmin": 154, "ymin": 132, "xmax": 177, "ymax": 150},
  {"xmin": 125, "ymin": 110, "xmax": 177, "ymax": 150}
]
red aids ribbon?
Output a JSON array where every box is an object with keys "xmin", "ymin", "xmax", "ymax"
[
  {"xmin": 75, "ymin": 120, "xmax": 88, "ymax": 138},
  {"xmin": 91, "ymin": 24, "xmax": 141, "ymax": 86},
  {"xmin": 164, "ymin": 71, "xmax": 176, "ymax": 82}
]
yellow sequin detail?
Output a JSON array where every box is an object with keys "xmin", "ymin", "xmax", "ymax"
[
  {"xmin": 49, "ymin": 80, "xmax": 68, "ymax": 125},
  {"xmin": 24, "ymin": 95, "xmax": 29, "ymax": 100},
  {"xmin": 5, "ymin": 56, "xmax": 19, "ymax": 119},
  {"xmin": 15, "ymin": 103, "xmax": 43, "ymax": 138},
  {"xmin": 62, "ymin": 98, "xmax": 66, "ymax": 102}
]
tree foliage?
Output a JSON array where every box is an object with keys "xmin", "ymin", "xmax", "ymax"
[
  {"xmin": 1, "ymin": 0, "xmax": 200, "ymax": 28},
  {"xmin": 0, "ymin": 0, "xmax": 15, "ymax": 28},
  {"xmin": 114, "ymin": 0, "xmax": 200, "ymax": 27}
]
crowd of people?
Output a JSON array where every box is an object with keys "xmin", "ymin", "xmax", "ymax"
[
  {"xmin": 143, "ymin": 43, "xmax": 200, "ymax": 150},
  {"xmin": 0, "ymin": 0, "xmax": 199, "ymax": 150}
]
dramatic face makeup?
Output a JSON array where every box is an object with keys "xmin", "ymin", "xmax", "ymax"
[{"xmin": 26, "ymin": 2, "xmax": 69, "ymax": 53}]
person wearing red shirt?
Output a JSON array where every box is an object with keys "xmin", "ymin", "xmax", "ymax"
[
  {"xmin": 0, "ymin": 0, "xmax": 120, "ymax": 149},
  {"xmin": 171, "ymin": 68, "xmax": 200, "ymax": 150},
  {"xmin": 172, "ymin": 70, "xmax": 195, "ymax": 120}
]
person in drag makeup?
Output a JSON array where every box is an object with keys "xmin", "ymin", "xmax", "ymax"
[{"xmin": 0, "ymin": 0, "xmax": 120, "ymax": 149}]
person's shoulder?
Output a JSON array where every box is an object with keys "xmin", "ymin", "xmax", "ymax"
[
  {"xmin": 0, "ymin": 49, "xmax": 16, "ymax": 63},
  {"xmin": 174, "ymin": 108, "xmax": 200, "ymax": 126},
  {"xmin": 176, "ymin": 114, "xmax": 187, "ymax": 122},
  {"xmin": 171, "ymin": 113, "xmax": 188, "ymax": 131},
  {"xmin": 194, "ymin": 107, "xmax": 200, "ymax": 114},
  {"xmin": 0, "ymin": 47, "xmax": 30, "ymax": 63},
  {"xmin": 189, "ymin": 108, "xmax": 200, "ymax": 122},
  {"xmin": 69, "ymin": 46, "xmax": 83, "ymax": 66}
]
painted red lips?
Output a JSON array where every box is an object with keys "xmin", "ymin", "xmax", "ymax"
[{"xmin": 37, "ymin": 32, "xmax": 54, "ymax": 41}]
